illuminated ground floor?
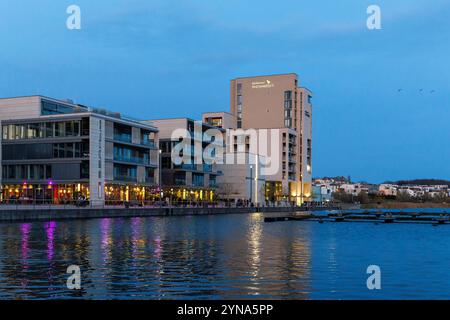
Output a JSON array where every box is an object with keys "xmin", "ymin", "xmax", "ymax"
[
  {"xmin": 161, "ymin": 186, "xmax": 215, "ymax": 203},
  {"xmin": 265, "ymin": 181, "xmax": 312, "ymax": 205},
  {"xmin": 0, "ymin": 182, "xmax": 160, "ymax": 205},
  {"xmin": 1, "ymin": 183, "xmax": 89, "ymax": 204},
  {"xmin": 0, "ymin": 182, "xmax": 216, "ymax": 205}
]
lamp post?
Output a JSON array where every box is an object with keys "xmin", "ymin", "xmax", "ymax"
[
  {"xmin": 159, "ymin": 149, "xmax": 163, "ymax": 203},
  {"xmin": 249, "ymin": 165, "xmax": 253, "ymax": 204}
]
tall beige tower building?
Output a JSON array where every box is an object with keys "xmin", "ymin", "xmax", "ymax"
[{"xmin": 229, "ymin": 73, "xmax": 313, "ymax": 204}]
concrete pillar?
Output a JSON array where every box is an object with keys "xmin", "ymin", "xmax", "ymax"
[{"xmin": 89, "ymin": 116, "xmax": 106, "ymax": 206}]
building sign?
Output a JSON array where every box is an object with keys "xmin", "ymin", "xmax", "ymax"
[{"xmin": 252, "ymin": 80, "xmax": 274, "ymax": 89}]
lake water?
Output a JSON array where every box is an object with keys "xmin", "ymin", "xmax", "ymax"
[{"xmin": 0, "ymin": 210, "xmax": 449, "ymax": 299}]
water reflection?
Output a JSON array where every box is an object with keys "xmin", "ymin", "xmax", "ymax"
[
  {"xmin": 45, "ymin": 221, "xmax": 56, "ymax": 261},
  {"xmin": 0, "ymin": 211, "xmax": 448, "ymax": 299}
]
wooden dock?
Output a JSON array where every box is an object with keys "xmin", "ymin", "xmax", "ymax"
[{"xmin": 264, "ymin": 211, "xmax": 450, "ymax": 225}]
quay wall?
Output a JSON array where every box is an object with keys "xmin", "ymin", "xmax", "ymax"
[{"xmin": 0, "ymin": 206, "xmax": 338, "ymax": 223}]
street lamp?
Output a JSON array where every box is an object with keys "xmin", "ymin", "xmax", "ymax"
[
  {"xmin": 249, "ymin": 165, "xmax": 253, "ymax": 204},
  {"xmin": 159, "ymin": 149, "xmax": 163, "ymax": 202}
]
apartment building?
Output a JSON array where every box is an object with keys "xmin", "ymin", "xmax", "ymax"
[
  {"xmin": 0, "ymin": 96, "xmax": 159, "ymax": 205},
  {"xmin": 143, "ymin": 118, "xmax": 222, "ymax": 202},
  {"xmin": 229, "ymin": 73, "xmax": 313, "ymax": 204}
]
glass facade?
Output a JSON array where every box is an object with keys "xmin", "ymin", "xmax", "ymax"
[
  {"xmin": 113, "ymin": 164, "xmax": 137, "ymax": 182},
  {"xmin": 113, "ymin": 124, "xmax": 132, "ymax": 143},
  {"xmin": 2, "ymin": 120, "xmax": 83, "ymax": 140},
  {"xmin": 41, "ymin": 100, "xmax": 81, "ymax": 115},
  {"xmin": 192, "ymin": 173, "xmax": 204, "ymax": 187},
  {"xmin": 1, "ymin": 183, "xmax": 90, "ymax": 205},
  {"xmin": 113, "ymin": 145, "xmax": 150, "ymax": 165}
]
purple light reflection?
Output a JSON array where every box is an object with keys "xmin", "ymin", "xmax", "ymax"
[
  {"xmin": 45, "ymin": 221, "xmax": 57, "ymax": 261},
  {"xmin": 20, "ymin": 223, "xmax": 31, "ymax": 262}
]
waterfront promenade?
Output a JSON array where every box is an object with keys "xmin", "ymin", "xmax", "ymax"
[{"xmin": 0, "ymin": 203, "xmax": 340, "ymax": 223}]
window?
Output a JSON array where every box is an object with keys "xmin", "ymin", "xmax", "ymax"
[
  {"xmin": 66, "ymin": 143, "xmax": 74, "ymax": 158},
  {"xmin": 174, "ymin": 172, "xmax": 186, "ymax": 186},
  {"xmin": 237, "ymin": 83, "xmax": 242, "ymax": 94},
  {"xmin": 192, "ymin": 173, "xmax": 204, "ymax": 187},
  {"xmin": 41, "ymin": 101, "xmax": 77, "ymax": 115},
  {"xmin": 45, "ymin": 123, "xmax": 53, "ymax": 138},
  {"xmin": 209, "ymin": 175, "xmax": 217, "ymax": 188},
  {"xmin": 210, "ymin": 118, "xmax": 222, "ymax": 127},
  {"xmin": 65, "ymin": 122, "xmax": 74, "ymax": 136},
  {"xmin": 284, "ymin": 91, "xmax": 293, "ymax": 128},
  {"xmin": 15, "ymin": 125, "xmax": 26, "ymax": 139},
  {"xmin": 27, "ymin": 124, "xmax": 41, "ymax": 139},
  {"xmin": 145, "ymin": 168, "xmax": 155, "ymax": 184},
  {"xmin": 7, "ymin": 125, "xmax": 14, "ymax": 140},
  {"xmin": 113, "ymin": 164, "xmax": 137, "ymax": 182},
  {"xmin": 161, "ymin": 157, "xmax": 171, "ymax": 169},
  {"xmin": 160, "ymin": 141, "xmax": 172, "ymax": 153},
  {"xmin": 80, "ymin": 161, "xmax": 89, "ymax": 179},
  {"xmin": 307, "ymin": 139, "xmax": 312, "ymax": 173},
  {"xmin": 52, "ymin": 143, "xmax": 83, "ymax": 158},
  {"xmin": 55, "ymin": 122, "xmax": 65, "ymax": 137},
  {"xmin": 113, "ymin": 124, "xmax": 132, "ymax": 143},
  {"xmin": 113, "ymin": 145, "xmax": 149, "ymax": 164},
  {"xmin": 284, "ymin": 91, "xmax": 292, "ymax": 100},
  {"xmin": 141, "ymin": 130, "xmax": 154, "ymax": 146},
  {"xmin": 1, "ymin": 126, "xmax": 6, "ymax": 140},
  {"xmin": 237, "ymin": 94, "xmax": 243, "ymax": 128}
]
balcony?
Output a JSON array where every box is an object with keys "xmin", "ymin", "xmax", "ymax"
[
  {"xmin": 114, "ymin": 133, "xmax": 132, "ymax": 143},
  {"xmin": 141, "ymin": 138, "xmax": 156, "ymax": 148},
  {"xmin": 114, "ymin": 155, "xmax": 150, "ymax": 165},
  {"xmin": 209, "ymin": 180, "xmax": 217, "ymax": 188},
  {"xmin": 113, "ymin": 174, "xmax": 137, "ymax": 182},
  {"xmin": 145, "ymin": 176, "xmax": 155, "ymax": 184},
  {"xmin": 174, "ymin": 178, "xmax": 186, "ymax": 186},
  {"xmin": 174, "ymin": 164, "xmax": 196, "ymax": 171}
]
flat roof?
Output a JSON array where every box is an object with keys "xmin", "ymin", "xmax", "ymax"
[
  {"xmin": 231, "ymin": 73, "xmax": 298, "ymax": 81},
  {"xmin": 147, "ymin": 117, "xmax": 225, "ymax": 131},
  {"xmin": 2, "ymin": 112, "xmax": 158, "ymax": 131},
  {"xmin": 0, "ymin": 95, "xmax": 158, "ymax": 131},
  {"xmin": 202, "ymin": 111, "xmax": 234, "ymax": 116}
]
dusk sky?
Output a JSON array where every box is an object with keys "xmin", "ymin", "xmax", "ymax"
[{"xmin": 1, "ymin": 0, "xmax": 449, "ymax": 183}]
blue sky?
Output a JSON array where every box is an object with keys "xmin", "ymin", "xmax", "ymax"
[{"xmin": 0, "ymin": 0, "xmax": 449, "ymax": 182}]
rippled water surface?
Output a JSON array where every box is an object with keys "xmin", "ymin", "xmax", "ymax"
[{"xmin": 0, "ymin": 210, "xmax": 449, "ymax": 299}]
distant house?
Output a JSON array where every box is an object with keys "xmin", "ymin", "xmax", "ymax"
[{"xmin": 379, "ymin": 184, "xmax": 398, "ymax": 197}]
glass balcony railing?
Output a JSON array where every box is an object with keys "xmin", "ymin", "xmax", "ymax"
[
  {"xmin": 113, "ymin": 174, "xmax": 137, "ymax": 182},
  {"xmin": 114, "ymin": 155, "xmax": 150, "ymax": 165},
  {"xmin": 114, "ymin": 133, "xmax": 132, "ymax": 143},
  {"xmin": 141, "ymin": 139, "xmax": 155, "ymax": 147},
  {"xmin": 174, "ymin": 164, "xmax": 196, "ymax": 170},
  {"xmin": 174, "ymin": 179, "xmax": 186, "ymax": 186},
  {"xmin": 209, "ymin": 181, "xmax": 217, "ymax": 188}
]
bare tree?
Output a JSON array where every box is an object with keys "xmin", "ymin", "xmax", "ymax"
[{"xmin": 217, "ymin": 183, "xmax": 239, "ymax": 206}]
